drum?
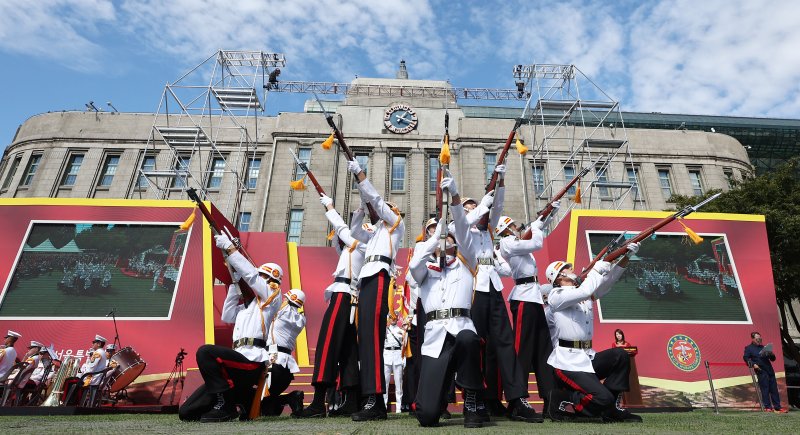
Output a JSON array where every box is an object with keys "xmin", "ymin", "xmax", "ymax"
[{"xmin": 108, "ymin": 347, "xmax": 146, "ymax": 392}]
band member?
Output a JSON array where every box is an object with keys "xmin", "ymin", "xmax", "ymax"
[
  {"xmin": 81, "ymin": 335, "xmax": 109, "ymax": 387},
  {"xmin": 260, "ymin": 288, "xmax": 307, "ymax": 417},
  {"xmin": 105, "ymin": 344, "xmax": 118, "ymax": 360},
  {"xmin": 179, "ymin": 233, "xmax": 283, "ymax": 423},
  {"xmin": 0, "ymin": 330, "xmax": 22, "ymax": 379},
  {"xmin": 497, "ymin": 205, "xmax": 559, "ymax": 415},
  {"xmin": 545, "ymin": 244, "xmax": 643, "ymax": 423},
  {"xmin": 347, "ymin": 158, "xmax": 405, "ymax": 421},
  {"xmin": 409, "ymin": 177, "xmax": 485, "ymax": 428},
  {"xmin": 7, "ymin": 340, "xmax": 43, "ymax": 387},
  {"xmin": 383, "ymin": 313, "xmax": 406, "ymax": 413},
  {"xmin": 30, "ymin": 346, "xmax": 56, "ymax": 386},
  {"xmin": 298, "ymin": 195, "xmax": 367, "ymax": 418}
]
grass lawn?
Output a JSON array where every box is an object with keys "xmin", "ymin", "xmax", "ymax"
[
  {"xmin": 0, "ymin": 269, "xmax": 175, "ymax": 317},
  {"xmin": 598, "ymin": 277, "xmax": 748, "ymax": 322},
  {"xmin": 0, "ymin": 409, "xmax": 796, "ymax": 434}
]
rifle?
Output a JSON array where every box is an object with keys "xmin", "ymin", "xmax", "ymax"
[
  {"xmin": 438, "ymin": 112, "xmax": 450, "ymax": 268},
  {"xmin": 186, "ymin": 188, "xmax": 256, "ymax": 301},
  {"xmin": 288, "ymin": 148, "xmax": 327, "ymax": 198},
  {"xmin": 578, "ymin": 192, "xmax": 721, "ymax": 279},
  {"xmin": 581, "ymin": 231, "xmax": 628, "ymax": 277}
]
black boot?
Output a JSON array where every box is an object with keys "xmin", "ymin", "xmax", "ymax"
[
  {"xmin": 602, "ymin": 393, "xmax": 642, "ymax": 423},
  {"xmin": 200, "ymin": 393, "xmax": 239, "ymax": 423},
  {"xmin": 296, "ymin": 387, "xmax": 326, "ymax": 418},
  {"xmin": 351, "ymin": 394, "xmax": 387, "ymax": 421},
  {"xmin": 485, "ymin": 398, "xmax": 507, "ymax": 417},
  {"xmin": 463, "ymin": 389, "xmax": 483, "ymax": 428},
  {"xmin": 546, "ymin": 389, "xmax": 575, "ymax": 422},
  {"xmin": 508, "ymin": 397, "xmax": 544, "ymax": 423},
  {"xmin": 286, "ymin": 390, "xmax": 305, "ymax": 416},
  {"xmin": 329, "ymin": 388, "xmax": 360, "ymax": 417}
]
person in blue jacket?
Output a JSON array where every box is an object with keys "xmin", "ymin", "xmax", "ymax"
[{"xmin": 743, "ymin": 332, "xmax": 787, "ymax": 413}]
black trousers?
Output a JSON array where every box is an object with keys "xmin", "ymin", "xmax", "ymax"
[
  {"xmin": 312, "ymin": 291, "xmax": 359, "ymax": 389},
  {"xmin": 178, "ymin": 344, "xmax": 264, "ymax": 421},
  {"xmin": 260, "ymin": 363, "xmax": 296, "ymax": 416},
  {"xmin": 472, "ymin": 284, "xmax": 528, "ymax": 402},
  {"xmin": 510, "ymin": 300, "xmax": 555, "ymax": 400},
  {"xmin": 553, "ymin": 347, "xmax": 630, "ymax": 416},
  {"xmin": 415, "ymin": 330, "xmax": 484, "ymax": 427},
  {"xmin": 404, "ymin": 298, "xmax": 425, "ymax": 408},
  {"xmin": 357, "ymin": 270, "xmax": 390, "ymax": 395}
]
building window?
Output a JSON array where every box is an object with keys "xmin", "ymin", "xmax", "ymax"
[
  {"xmin": 428, "ymin": 156, "xmax": 439, "ymax": 192},
  {"xmin": 171, "ymin": 155, "xmax": 191, "ymax": 188},
  {"xmin": 564, "ymin": 165, "xmax": 576, "ymax": 194},
  {"xmin": 22, "ymin": 155, "xmax": 42, "ymax": 186},
  {"xmin": 237, "ymin": 212, "xmax": 251, "ymax": 232},
  {"xmin": 207, "ymin": 157, "xmax": 225, "ymax": 189},
  {"xmin": 2, "ymin": 156, "xmax": 21, "ymax": 190},
  {"xmin": 484, "ymin": 153, "xmax": 497, "ymax": 183},
  {"xmin": 626, "ymin": 167, "xmax": 642, "ymax": 201},
  {"xmin": 532, "ymin": 164, "xmax": 545, "ymax": 195},
  {"xmin": 287, "ymin": 209, "xmax": 304, "ymax": 243},
  {"xmin": 247, "ymin": 158, "xmax": 261, "ymax": 189},
  {"xmin": 351, "ymin": 153, "xmax": 368, "ymax": 190},
  {"xmin": 595, "ymin": 165, "xmax": 610, "ymax": 197},
  {"xmin": 657, "ymin": 168, "xmax": 673, "ymax": 199},
  {"xmin": 391, "ymin": 155, "xmax": 406, "ymax": 191},
  {"xmin": 296, "ymin": 147, "xmax": 311, "ymax": 177},
  {"xmin": 137, "ymin": 155, "xmax": 156, "ymax": 188},
  {"xmin": 98, "ymin": 155, "xmax": 120, "ymax": 187},
  {"xmin": 60, "ymin": 154, "xmax": 84, "ymax": 187},
  {"xmin": 688, "ymin": 169, "xmax": 704, "ymax": 196},
  {"xmin": 723, "ymin": 168, "xmax": 735, "ymax": 189}
]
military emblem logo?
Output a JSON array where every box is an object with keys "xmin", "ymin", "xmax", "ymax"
[{"xmin": 667, "ymin": 334, "xmax": 701, "ymax": 372}]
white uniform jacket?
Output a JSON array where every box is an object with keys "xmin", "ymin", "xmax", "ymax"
[
  {"xmin": 464, "ymin": 187, "xmax": 505, "ymax": 293},
  {"xmin": 383, "ymin": 324, "xmax": 406, "ymax": 367},
  {"xmin": 546, "ymin": 264, "xmax": 626, "ymax": 373},
  {"xmin": 30, "ymin": 358, "xmax": 52, "ymax": 385},
  {"xmin": 324, "ymin": 209, "xmax": 367, "ymax": 301},
  {"xmin": 499, "ymin": 225, "xmax": 545, "ymax": 303},
  {"xmin": 409, "ymin": 205, "xmax": 478, "ymax": 358},
  {"xmin": 223, "ymin": 251, "xmax": 283, "ymax": 363},
  {"xmin": 0, "ymin": 346, "xmax": 18, "ymax": 379},
  {"xmin": 267, "ymin": 302, "xmax": 306, "ymax": 374},
  {"xmin": 354, "ymin": 179, "xmax": 405, "ymax": 279},
  {"xmin": 83, "ymin": 349, "xmax": 108, "ymax": 386}
]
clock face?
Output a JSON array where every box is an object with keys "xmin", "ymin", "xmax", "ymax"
[{"xmin": 384, "ymin": 103, "xmax": 418, "ymax": 134}]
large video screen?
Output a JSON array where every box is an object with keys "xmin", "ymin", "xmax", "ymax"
[
  {"xmin": 0, "ymin": 221, "xmax": 189, "ymax": 319},
  {"xmin": 587, "ymin": 231, "xmax": 751, "ymax": 323}
]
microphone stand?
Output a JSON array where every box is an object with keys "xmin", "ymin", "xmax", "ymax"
[{"xmin": 108, "ymin": 308, "xmax": 121, "ymax": 349}]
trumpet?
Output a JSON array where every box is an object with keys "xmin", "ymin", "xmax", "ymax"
[{"xmin": 41, "ymin": 356, "xmax": 80, "ymax": 406}]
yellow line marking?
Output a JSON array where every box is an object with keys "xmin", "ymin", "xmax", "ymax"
[{"xmin": 286, "ymin": 242, "xmax": 310, "ymax": 366}]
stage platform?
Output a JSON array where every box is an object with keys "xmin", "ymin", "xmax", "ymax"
[{"xmin": 0, "ymin": 405, "xmax": 178, "ymax": 416}]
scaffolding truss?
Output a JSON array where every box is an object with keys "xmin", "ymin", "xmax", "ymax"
[
  {"xmin": 134, "ymin": 50, "xmax": 285, "ymax": 219},
  {"xmin": 515, "ymin": 64, "xmax": 639, "ymax": 226}
]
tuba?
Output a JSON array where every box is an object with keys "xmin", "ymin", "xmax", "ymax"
[{"xmin": 41, "ymin": 355, "xmax": 80, "ymax": 406}]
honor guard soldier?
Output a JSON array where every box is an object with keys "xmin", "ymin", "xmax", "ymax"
[
  {"xmin": 545, "ymin": 243, "xmax": 643, "ymax": 423},
  {"xmin": 179, "ymin": 233, "xmax": 283, "ymax": 423},
  {"xmin": 409, "ymin": 177, "xmax": 485, "ymax": 428},
  {"xmin": 260, "ymin": 288, "xmax": 307, "ymax": 416},
  {"xmin": 0, "ymin": 330, "xmax": 22, "ymax": 379},
  {"xmin": 497, "ymin": 205, "xmax": 559, "ymax": 415},
  {"xmin": 299, "ymin": 195, "xmax": 367, "ymax": 418},
  {"xmin": 383, "ymin": 313, "xmax": 406, "ymax": 413},
  {"xmin": 347, "ymin": 158, "xmax": 405, "ymax": 421}
]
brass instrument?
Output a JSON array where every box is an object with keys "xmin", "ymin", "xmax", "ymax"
[{"xmin": 41, "ymin": 356, "xmax": 80, "ymax": 406}]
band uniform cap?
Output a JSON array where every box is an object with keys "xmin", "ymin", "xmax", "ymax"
[
  {"xmin": 93, "ymin": 334, "xmax": 108, "ymax": 343},
  {"xmin": 6, "ymin": 330, "xmax": 21, "ymax": 339},
  {"xmin": 258, "ymin": 263, "xmax": 283, "ymax": 283},
  {"xmin": 29, "ymin": 340, "xmax": 44, "ymax": 348},
  {"xmin": 106, "ymin": 344, "xmax": 116, "ymax": 350},
  {"xmin": 545, "ymin": 261, "xmax": 572, "ymax": 285},
  {"xmin": 286, "ymin": 288, "xmax": 305, "ymax": 307},
  {"xmin": 494, "ymin": 216, "xmax": 514, "ymax": 237}
]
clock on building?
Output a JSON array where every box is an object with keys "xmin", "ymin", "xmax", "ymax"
[{"xmin": 383, "ymin": 103, "xmax": 418, "ymax": 134}]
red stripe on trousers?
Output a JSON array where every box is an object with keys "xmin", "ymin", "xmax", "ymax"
[
  {"xmin": 374, "ymin": 272, "xmax": 385, "ymax": 393},
  {"xmin": 218, "ymin": 357, "xmax": 262, "ymax": 371},
  {"xmin": 316, "ymin": 293, "xmax": 343, "ymax": 383},
  {"xmin": 514, "ymin": 302, "xmax": 525, "ymax": 354},
  {"xmin": 554, "ymin": 368, "xmax": 593, "ymax": 412}
]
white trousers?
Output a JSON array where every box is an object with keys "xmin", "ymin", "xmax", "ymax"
[{"xmin": 383, "ymin": 362, "xmax": 404, "ymax": 412}]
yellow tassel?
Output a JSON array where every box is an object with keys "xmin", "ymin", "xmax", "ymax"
[
  {"xmin": 439, "ymin": 135, "xmax": 451, "ymax": 165},
  {"xmin": 178, "ymin": 207, "xmax": 197, "ymax": 230},
  {"xmin": 321, "ymin": 132, "xmax": 334, "ymax": 150},
  {"xmin": 327, "ymin": 229, "xmax": 336, "ymax": 241},
  {"xmin": 415, "ymin": 231, "xmax": 425, "ymax": 242},
  {"xmin": 573, "ymin": 185, "xmax": 582, "ymax": 204},
  {"xmin": 290, "ymin": 176, "xmax": 306, "ymax": 190},
  {"xmin": 515, "ymin": 138, "xmax": 528, "ymax": 155},
  {"xmin": 679, "ymin": 219, "xmax": 703, "ymax": 244}
]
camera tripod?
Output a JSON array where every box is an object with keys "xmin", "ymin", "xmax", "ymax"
[{"xmin": 158, "ymin": 348, "xmax": 187, "ymax": 405}]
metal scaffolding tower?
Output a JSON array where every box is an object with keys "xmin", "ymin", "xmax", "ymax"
[{"xmin": 134, "ymin": 50, "xmax": 285, "ymax": 219}]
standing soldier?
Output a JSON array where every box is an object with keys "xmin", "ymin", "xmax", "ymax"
[
  {"xmin": 347, "ymin": 158, "xmax": 405, "ymax": 421},
  {"xmin": 382, "ymin": 313, "xmax": 406, "ymax": 413},
  {"xmin": 297, "ymin": 195, "xmax": 368, "ymax": 418}
]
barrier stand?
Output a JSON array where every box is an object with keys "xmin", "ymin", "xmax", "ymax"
[{"xmin": 705, "ymin": 360, "xmax": 764, "ymax": 414}]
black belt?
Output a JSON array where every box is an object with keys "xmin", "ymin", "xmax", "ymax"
[
  {"xmin": 276, "ymin": 346, "xmax": 292, "ymax": 354},
  {"xmin": 514, "ymin": 276, "xmax": 539, "ymax": 285},
  {"xmin": 365, "ymin": 255, "xmax": 392, "ymax": 264},
  {"xmin": 477, "ymin": 257, "xmax": 495, "ymax": 266},
  {"xmin": 559, "ymin": 339, "xmax": 593, "ymax": 350},
  {"xmin": 384, "ymin": 347, "xmax": 401, "ymax": 350},
  {"xmin": 334, "ymin": 277, "xmax": 352, "ymax": 285},
  {"xmin": 426, "ymin": 308, "xmax": 471, "ymax": 321},
  {"xmin": 233, "ymin": 338, "xmax": 292, "ymax": 354}
]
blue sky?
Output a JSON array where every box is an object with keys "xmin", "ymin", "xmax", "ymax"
[{"xmin": 1, "ymin": 0, "xmax": 799, "ymax": 151}]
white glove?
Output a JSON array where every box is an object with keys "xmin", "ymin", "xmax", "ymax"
[
  {"xmin": 479, "ymin": 191, "xmax": 494, "ymax": 209},
  {"xmin": 215, "ymin": 234, "xmax": 233, "ymax": 250},
  {"xmin": 440, "ymin": 177, "xmax": 459, "ymax": 197},
  {"xmin": 530, "ymin": 216, "xmax": 545, "ymax": 231},
  {"xmin": 320, "ymin": 194, "xmax": 333, "ymax": 207},
  {"xmin": 495, "ymin": 164, "xmax": 506, "ymax": 178},
  {"xmin": 593, "ymin": 260, "xmax": 611, "ymax": 275},
  {"xmin": 231, "ymin": 270, "xmax": 241, "ymax": 282},
  {"xmin": 550, "ymin": 200, "xmax": 561, "ymax": 210},
  {"xmin": 347, "ymin": 159, "xmax": 362, "ymax": 175},
  {"xmin": 626, "ymin": 242, "xmax": 640, "ymax": 257}
]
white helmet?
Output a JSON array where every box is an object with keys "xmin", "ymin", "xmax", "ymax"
[
  {"xmin": 460, "ymin": 197, "xmax": 477, "ymax": 207},
  {"xmin": 286, "ymin": 288, "xmax": 305, "ymax": 307},
  {"xmin": 424, "ymin": 217, "xmax": 438, "ymax": 231},
  {"xmin": 545, "ymin": 261, "xmax": 572, "ymax": 285},
  {"xmin": 258, "ymin": 263, "xmax": 283, "ymax": 283},
  {"xmin": 495, "ymin": 216, "xmax": 515, "ymax": 237}
]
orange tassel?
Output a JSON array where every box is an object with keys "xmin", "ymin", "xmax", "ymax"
[
  {"xmin": 327, "ymin": 229, "xmax": 336, "ymax": 241},
  {"xmin": 515, "ymin": 138, "xmax": 528, "ymax": 155},
  {"xmin": 178, "ymin": 207, "xmax": 197, "ymax": 231},
  {"xmin": 573, "ymin": 185, "xmax": 582, "ymax": 204},
  {"xmin": 290, "ymin": 176, "xmax": 306, "ymax": 190},
  {"xmin": 439, "ymin": 135, "xmax": 451, "ymax": 165},
  {"xmin": 321, "ymin": 133, "xmax": 334, "ymax": 150},
  {"xmin": 678, "ymin": 219, "xmax": 703, "ymax": 244}
]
